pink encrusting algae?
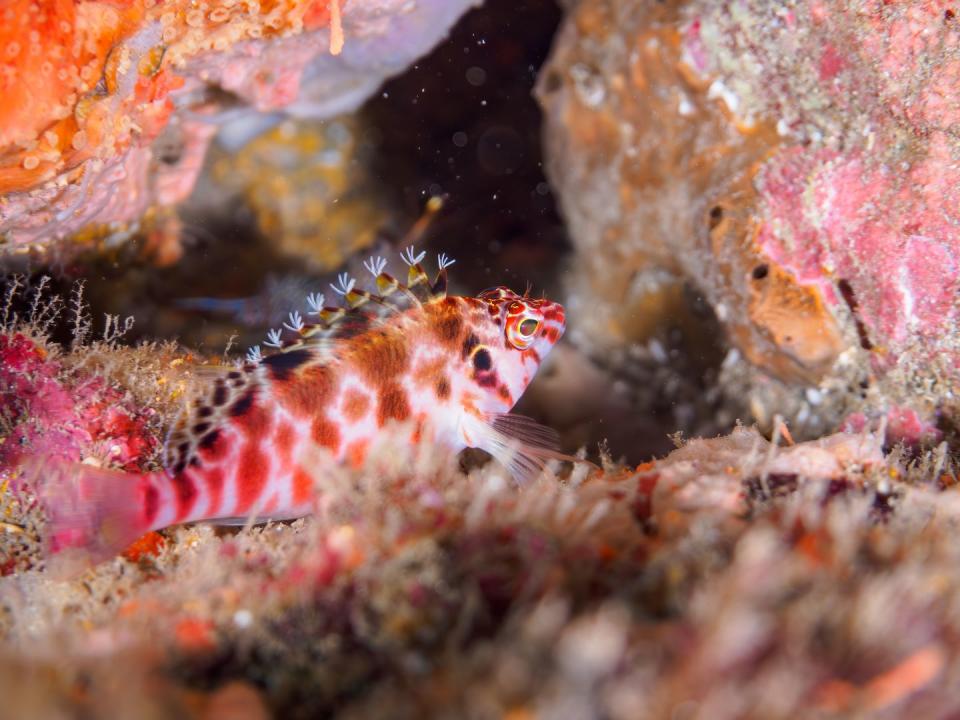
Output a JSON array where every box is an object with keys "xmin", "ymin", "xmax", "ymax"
[
  {"xmin": 683, "ymin": 0, "xmax": 960, "ymax": 397},
  {"xmin": 0, "ymin": 333, "xmax": 164, "ymax": 473},
  {"xmin": 38, "ymin": 248, "xmax": 572, "ymax": 565}
]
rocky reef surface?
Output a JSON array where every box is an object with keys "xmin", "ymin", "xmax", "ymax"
[
  {"xmin": 3, "ymin": 296, "xmax": 958, "ymax": 717},
  {"xmin": 538, "ymin": 0, "xmax": 960, "ymax": 445},
  {"xmin": 0, "ymin": 0, "xmax": 478, "ymax": 259}
]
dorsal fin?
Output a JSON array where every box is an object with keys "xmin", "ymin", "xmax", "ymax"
[{"xmin": 245, "ymin": 248, "xmax": 456, "ymax": 367}]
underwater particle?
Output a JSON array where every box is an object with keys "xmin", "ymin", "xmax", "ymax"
[
  {"xmin": 452, "ymin": 131, "xmax": 469, "ymax": 147},
  {"xmin": 466, "ymin": 65, "xmax": 487, "ymax": 86}
]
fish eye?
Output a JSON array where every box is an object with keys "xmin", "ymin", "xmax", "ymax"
[{"xmin": 519, "ymin": 318, "xmax": 539, "ymax": 337}]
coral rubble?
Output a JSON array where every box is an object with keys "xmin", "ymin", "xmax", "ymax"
[
  {"xmin": 3, "ymin": 403, "xmax": 959, "ymax": 717},
  {"xmin": 537, "ymin": 0, "xmax": 960, "ymax": 439}
]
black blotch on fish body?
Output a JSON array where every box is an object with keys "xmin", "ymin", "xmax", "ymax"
[
  {"xmin": 193, "ymin": 422, "xmax": 211, "ymax": 435},
  {"xmin": 473, "ymin": 348, "xmax": 492, "ymax": 371},
  {"xmin": 212, "ymin": 381, "xmax": 228, "ymax": 407},
  {"xmin": 262, "ymin": 349, "xmax": 313, "ymax": 381},
  {"xmin": 229, "ymin": 389, "xmax": 255, "ymax": 417},
  {"xmin": 199, "ymin": 429, "xmax": 221, "ymax": 450}
]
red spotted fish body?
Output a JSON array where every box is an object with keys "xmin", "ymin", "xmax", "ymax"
[{"xmin": 44, "ymin": 248, "xmax": 567, "ymax": 563}]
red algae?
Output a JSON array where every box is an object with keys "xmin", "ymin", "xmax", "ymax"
[{"xmin": 0, "ymin": 331, "xmax": 161, "ymax": 471}]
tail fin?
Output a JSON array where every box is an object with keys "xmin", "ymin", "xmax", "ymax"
[{"xmin": 25, "ymin": 460, "xmax": 154, "ymax": 574}]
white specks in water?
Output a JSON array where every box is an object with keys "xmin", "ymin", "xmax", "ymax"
[
  {"xmin": 570, "ymin": 63, "xmax": 606, "ymax": 108},
  {"xmin": 452, "ymin": 131, "xmax": 468, "ymax": 147},
  {"xmin": 536, "ymin": 182, "xmax": 550, "ymax": 196},
  {"xmin": 466, "ymin": 66, "xmax": 486, "ymax": 86}
]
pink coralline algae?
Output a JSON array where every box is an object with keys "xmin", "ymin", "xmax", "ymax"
[
  {"xmin": 842, "ymin": 405, "xmax": 943, "ymax": 449},
  {"xmin": 0, "ymin": 332, "xmax": 159, "ymax": 473},
  {"xmin": 538, "ymin": 0, "xmax": 960, "ymax": 437},
  {"xmin": 685, "ymin": 1, "xmax": 960, "ymax": 394},
  {"xmin": 756, "ymin": 148, "xmax": 959, "ymax": 358}
]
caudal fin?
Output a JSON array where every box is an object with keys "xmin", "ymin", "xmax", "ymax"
[{"xmin": 25, "ymin": 460, "xmax": 154, "ymax": 573}]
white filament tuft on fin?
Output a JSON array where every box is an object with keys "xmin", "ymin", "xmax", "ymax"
[
  {"xmin": 306, "ymin": 292, "xmax": 325, "ymax": 315},
  {"xmin": 330, "ymin": 272, "xmax": 356, "ymax": 296},
  {"xmin": 437, "ymin": 252, "xmax": 456, "ymax": 270},
  {"xmin": 246, "ymin": 345, "xmax": 264, "ymax": 364},
  {"xmin": 363, "ymin": 255, "xmax": 388, "ymax": 277},
  {"xmin": 401, "ymin": 245, "xmax": 426, "ymax": 267},
  {"xmin": 283, "ymin": 310, "xmax": 304, "ymax": 332},
  {"xmin": 264, "ymin": 328, "xmax": 283, "ymax": 348}
]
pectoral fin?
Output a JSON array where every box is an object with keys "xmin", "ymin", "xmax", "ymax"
[{"xmin": 463, "ymin": 412, "xmax": 586, "ymax": 483}]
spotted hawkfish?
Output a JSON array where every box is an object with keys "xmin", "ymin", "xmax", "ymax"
[{"xmin": 41, "ymin": 247, "xmax": 570, "ymax": 565}]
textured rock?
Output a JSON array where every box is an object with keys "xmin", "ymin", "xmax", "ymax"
[
  {"xmin": 208, "ymin": 114, "xmax": 386, "ymax": 269},
  {"xmin": 0, "ymin": 0, "xmax": 478, "ymax": 258},
  {"xmin": 537, "ymin": 0, "xmax": 960, "ymax": 438}
]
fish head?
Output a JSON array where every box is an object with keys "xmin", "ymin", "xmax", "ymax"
[{"xmin": 467, "ymin": 286, "xmax": 566, "ymax": 412}]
